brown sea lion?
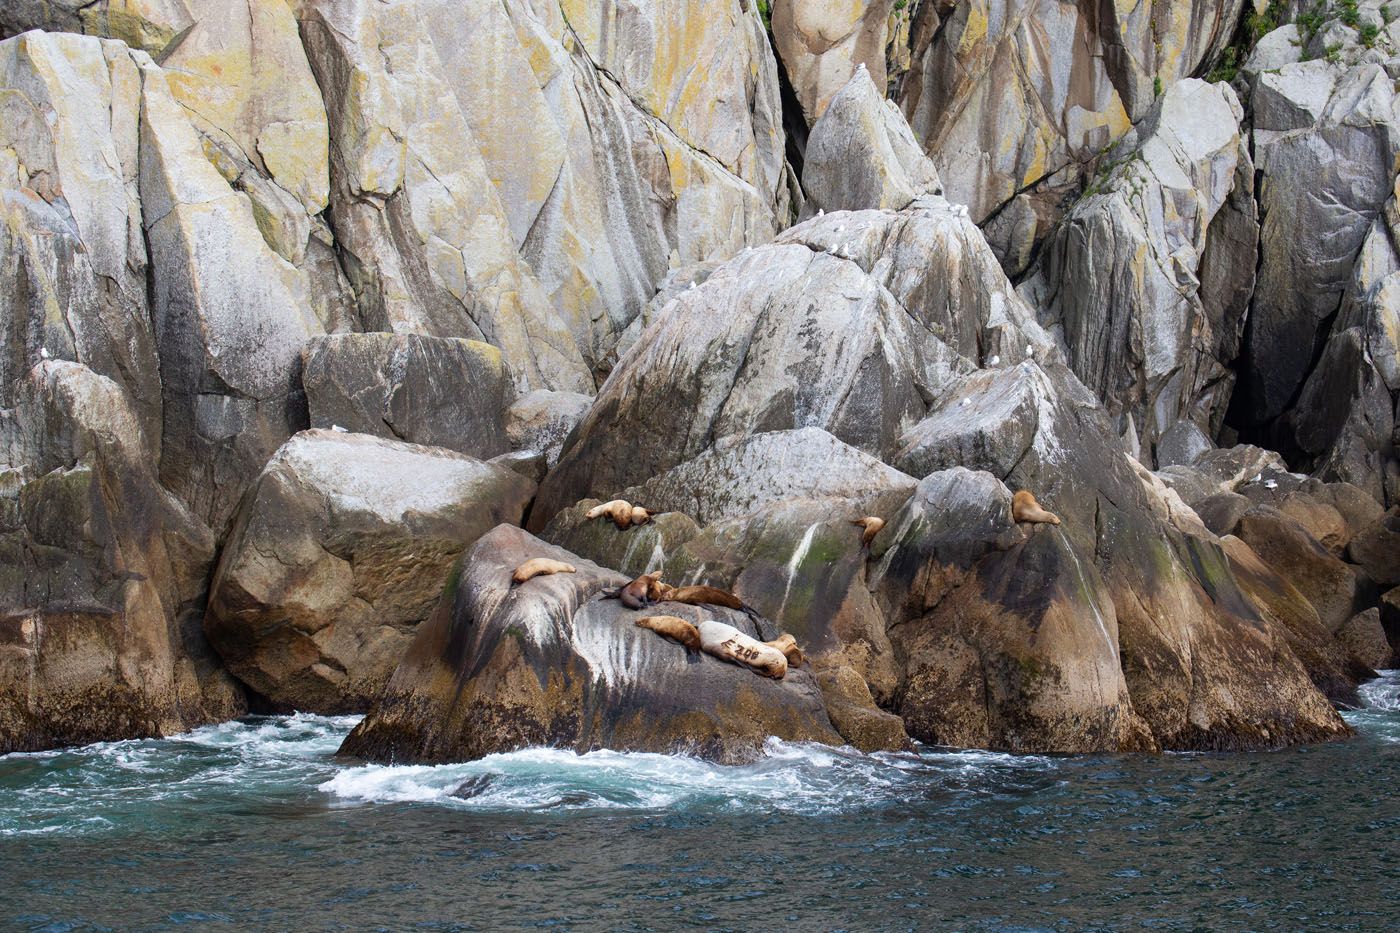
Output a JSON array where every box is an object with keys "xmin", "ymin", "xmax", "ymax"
[
  {"xmin": 765, "ymin": 633, "xmax": 806, "ymax": 669},
  {"xmin": 1011, "ymin": 490, "xmax": 1061, "ymax": 525},
  {"xmin": 635, "ymin": 615, "xmax": 702, "ymax": 651},
  {"xmin": 647, "ymin": 578, "xmax": 674, "ymax": 602},
  {"xmin": 851, "ymin": 516, "xmax": 885, "ymax": 548},
  {"xmin": 658, "ymin": 583, "xmax": 764, "ymax": 624},
  {"xmin": 585, "ymin": 499, "xmax": 651, "ymax": 530},
  {"xmin": 698, "ymin": 620, "xmax": 787, "ymax": 679},
  {"xmin": 511, "ymin": 558, "xmax": 577, "ymax": 585},
  {"xmin": 603, "ymin": 571, "xmax": 663, "ymax": 609}
]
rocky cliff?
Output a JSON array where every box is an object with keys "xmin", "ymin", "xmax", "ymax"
[{"xmin": 1, "ymin": 0, "xmax": 1393, "ymax": 759}]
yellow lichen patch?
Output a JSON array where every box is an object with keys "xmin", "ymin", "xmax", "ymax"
[{"xmin": 958, "ymin": 3, "xmax": 990, "ymax": 56}]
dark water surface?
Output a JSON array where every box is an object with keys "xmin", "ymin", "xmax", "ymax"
[{"xmin": 2, "ymin": 673, "xmax": 1397, "ymax": 932}]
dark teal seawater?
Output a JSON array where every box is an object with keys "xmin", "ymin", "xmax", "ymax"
[{"xmin": 2, "ymin": 673, "xmax": 1397, "ymax": 932}]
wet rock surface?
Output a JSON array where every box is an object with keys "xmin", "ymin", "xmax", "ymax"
[{"xmin": 341, "ymin": 526, "xmax": 845, "ymax": 764}]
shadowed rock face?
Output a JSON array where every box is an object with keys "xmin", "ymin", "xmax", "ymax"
[
  {"xmin": 302, "ymin": 334, "xmax": 511, "ymax": 460},
  {"xmin": 869, "ymin": 467, "xmax": 1156, "ymax": 753},
  {"xmin": 1, "ymin": 362, "xmax": 244, "ymax": 753},
  {"xmin": 341, "ymin": 526, "xmax": 845, "ymax": 765},
  {"xmin": 888, "ymin": 361, "xmax": 1351, "ymax": 750},
  {"xmin": 205, "ymin": 431, "xmax": 535, "ymax": 714},
  {"xmin": 1020, "ymin": 79, "xmax": 1256, "ymax": 462}
]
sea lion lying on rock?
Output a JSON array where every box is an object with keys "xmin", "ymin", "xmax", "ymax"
[
  {"xmin": 851, "ymin": 516, "xmax": 885, "ymax": 548},
  {"xmin": 651, "ymin": 582, "xmax": 759, "ymax": 617},
  {"xmin": 635, "ymin": 615, "xmax": 702, "ymax": 651},
  {"xmin": 586, "ymin": 498, "xmax": 653, "ymax": 530},
  {"xmin": 1012, "ymin": 490, "xmax": 1061, "ymax": 525},
  {"xmin": 511, "ymin": 558, "xmax": 577, "ymax": 585},
  {"xmin": 603, "ymin": 571, "xmax": 664, "ymax": 609},
  {"xmin": 766, "ymin": 633, "xmax": 806, "ymax": 669},
  {"xmin": 698, "ymin": 620, "xmax": 788, "ymax": 679}
]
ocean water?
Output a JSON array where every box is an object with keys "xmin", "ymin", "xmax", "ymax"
[{"xmin": 2, "ymin": 673, "xmax": 1397, "ymax": 932}]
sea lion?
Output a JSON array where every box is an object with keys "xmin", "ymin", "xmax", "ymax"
[
  {"xmin": 851, "ymin": 516, "xmax": 885, "ymax": 548},
  {"xmin": 635, "ymin": 615, "xmax": 702, "ymax": 651},
  {"xmin": 511, "ymin": 558, "xmax": 577, "ymax": 585},
  {"xmin": 765, "ymin": 633, "xmax": 806, "ymax": 669},
  {"xmin": 604, "ymin": 571, "xmax": 663, "ymax": 609},
  {"xmin": 647, "ymin": 577, "xmax": 674, "ymax": 602},
  {"xmin": 658, "ymin": 585, "xmax": 767, "ymax": 622},
  {"xmin": 586, "ymin": 499, "xmax": 651, "ymax": 530},
  {"xmin": 1011, "ymin": 490, "xmax": 1061, "ymax": 525},
  {"xmin": 697, "ymin": 619, "xmax": 788, "ymax": 679}
]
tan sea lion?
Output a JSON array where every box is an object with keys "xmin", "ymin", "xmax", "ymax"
[
  {"xmin": 697, "ymin": 619, "xmax": 787, "ymax": 679},
  {"xmin": 765, "ymin": 633, "xmax": 806, "ymax": 669},
  {"xmin": 586, "ymin": 499, "xmax": 651, "ymax": 530},
  {"xmin": 1012, "ymin": 490, "xmax": 1061, "ymax": 525},
  {"xmin": 647, "ymin": 578, "xmax": 674, "ymax": 602},
  {"xmin": 511, "ymin": 558, "xmax": 577, "ymax": 585},
  {"xmin": 851, "ymin": 516, "xmax": 885, "ymax": 548},
  {"xmin": 635, "ymin": 615, "xmax": 702, "ymax": 651}
]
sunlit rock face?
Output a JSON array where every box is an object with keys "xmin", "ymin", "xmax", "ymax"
[
  {"xmin": 297, "ymin": 0, "xmax": 794, "ymax": 388},
  {"xmin": 0, "ymin": 0, "xmax": 1390, "ymax": 759}
]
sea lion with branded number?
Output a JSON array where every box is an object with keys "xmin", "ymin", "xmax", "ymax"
[
  {"xmin": 635, "ymin": 615, "xmax": 702, "ymax": 651},
  {"xmin": 586, "ymin": 498, "xmax": 653, "ymax": 530},
  {"xmin": 511, "ymin": 558, "xmax": 577, "ymax": 585},
  {"xmin": 1012, "ymin": 490, "xmax": 1061, "ymax": 525},
  {"xmin": 851, "ymin": 516, "xmax": 885, "ymax": 548},
  {"xmin": 697, "ymin": 619, "xmax": 788, "ymax": 679}
]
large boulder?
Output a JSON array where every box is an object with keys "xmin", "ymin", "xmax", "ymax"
[
  {"xmin": 802, "ymin": 66, "xmax": 942, "ymax": 214},
  {"xmin": 302, "ymin": 334, "xmax": 511, "ymax": 460},
  {"xmin": 1020, "ymin": 79, "xmax": 1256, "ymax": 460},
  {"xmin": 533, "ymin": 202, "xmax": 1051, "ymax": 526},
  {"xmin": 1338, "ymin": 608, "xmax": 1392, "ymax": 671},
  {"xmin": 1219, "ymin": 534, "xmax": 1372, "ymax": 706},
  {"xmin": 205, "ymin": 431, "xmax": 535, "ymax": 713},
  {"xmin": 541, "ymin": 427, "xmax": 918, "ymax": 749},
  {"xmin": 870, "ymin": 467, "xmax": 1156, "ymax": 752},
  {"xmin": 615, "ymin": 428, "xmax": 918, "ymax": 528},
  {"xmin": 340, "ymin": 526, "xmax": 845, "ymax": 764},
  {"xmin": 894, "ymin": 360, "xmax": 1350, "ymax": 749},
  {"xmin": 1235, "ymin": 506, "xmax": 1360, "ymax": 632},
  {"xmin": 1347, "ymin": 507, "xmax": 1400, "ymax": 587},
  {"xmin": 504, "ymin": 390, "xmax": 594, "ymax": 470},
  {"xmin": 0, "ymin": 362, "xmax": 243, "ymax": 753}
]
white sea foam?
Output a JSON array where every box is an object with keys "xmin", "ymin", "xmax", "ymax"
[{"xmin": 318, "ymin": 739, "xmax": 1054, "ymax": 815}]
